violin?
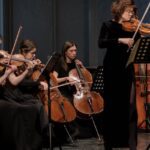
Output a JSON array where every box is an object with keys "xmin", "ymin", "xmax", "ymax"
[
  {"xmin": 122, "ymin": 18, "xmax": 150, "ymax": 36},
  {"xmin": 9, "ymin": 54, "xmax": 33, "ymax": 75}
]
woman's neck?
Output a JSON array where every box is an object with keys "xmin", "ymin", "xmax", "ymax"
[{"xmin": 66, "ymin": 57, "xmax": 72, "ymax": 63}]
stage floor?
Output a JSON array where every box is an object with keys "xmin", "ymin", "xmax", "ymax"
[{"xmin": 50, "ymin": 132, "xmax": 150, "ymax": 150}]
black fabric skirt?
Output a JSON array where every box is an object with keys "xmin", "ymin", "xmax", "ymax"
[{"xmin": 0, "ymin": 99, "xmax": 48, "ymax": 150}]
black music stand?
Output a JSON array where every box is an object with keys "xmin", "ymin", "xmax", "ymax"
[
  {"xmin": 134, "ymin": 37, "xmax": 150, "ymax": 64},
  {"xmin": 39, "ymin": 52, "xmax": 62, "ymax": 150},
  {"xmin": 91, "ymin": 66, "xmax": 104, "ymax": 96},
  {"xmin": 91, "ymin": 66, "xmax": 104, "ymax": 141}
]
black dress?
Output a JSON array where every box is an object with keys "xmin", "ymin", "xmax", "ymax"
[
  {"xmin": 51, "ymin": 61, "xmax": 79, "ymax": 144},
  {"xmin": 98, "ymin": 20, "xmax": 140, "ymax": 149},
  {"xmin": 53, "ymin": 60, "xmax": 96, "ymax": 143},
  {"xmin": 54, "ymin": 61, "xmax": 76, "ymax": 100},
  {"xmin": 0, "ymin": 75, "xmax": 48, "ymax": 150}
]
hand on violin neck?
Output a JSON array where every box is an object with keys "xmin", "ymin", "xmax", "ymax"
[
  {"xmin": 32, "ymin": 59, "xmax": 41, "ymax": 65},
  {"xmin": 118, "ymin": 38, "xmax": 134, "ymax": 48},
  {"xmin": 26, "ymin": 61, "xmax": 36, "ymax": 71}
]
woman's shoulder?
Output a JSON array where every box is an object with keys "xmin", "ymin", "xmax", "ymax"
[
  {"xmin": 102, "ymin": 20, "xmax": 119, "ymax": 27},
  {"xmin": 101, "ymin": 20, "xmax": 122, "ymax": 32}
]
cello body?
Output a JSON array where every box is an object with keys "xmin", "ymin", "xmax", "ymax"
[
  {"xmin": 69, "ymin": 64, "xmax": 104, "ymax": 116},
  {"xmin": 134, "ymin": 63, "xmax": 150, "ymax": 129},
  {"xmin": 50, "ymin": 73, "xmax": 76, "ymax": 123}
]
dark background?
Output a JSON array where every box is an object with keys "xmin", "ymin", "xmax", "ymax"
[{"xmin": 0, "ymin": 0, "xmax": 149, "ymax": 67}]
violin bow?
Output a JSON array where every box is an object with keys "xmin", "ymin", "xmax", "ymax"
[
  {"xmin": 8, "ymin": 26, "xmax": 23, "ymax": 65},
  {"xmin": 126, "ymin": 2, "xmax": 150, "ymax": 67},
  {"xmin": 50, "ymin": 81, "xmax": 92, "ymax": 90}
]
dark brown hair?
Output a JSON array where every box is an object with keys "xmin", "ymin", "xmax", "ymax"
[
  {"xmin": 111, "ymin": 0, "xmax": 137, "ymax": 21},
  {"xmin": 61, "ymin": 40, "xmax": 77, "ymax": 71},
  {"xmin": 19, "ymin": 39, "xmax": 37, "ymax": 54}
]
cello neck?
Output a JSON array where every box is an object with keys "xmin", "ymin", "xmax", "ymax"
[{"xmin": 75, "ymin": 61, "xmax": 85, "ymax": 81}]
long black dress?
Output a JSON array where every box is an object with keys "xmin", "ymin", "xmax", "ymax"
[
  {"xmin": 0, "ymin": 74, "xmax": 48, "ymax": 150},
  {"xmin": 98, "ymin": 20, "xmax": 140, "ymax": 149},
  {"xmin": 53, "ymin": 59, "xmax": 96, "ymax": 144},
  {"xmin": 51, "ymin": 61, "xmax": 79, "ymax": 144}
]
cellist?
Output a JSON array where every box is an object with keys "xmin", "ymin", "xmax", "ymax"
[{"xmin": 52, "ymin": 40, "xmax": 84, "ymax": 144}]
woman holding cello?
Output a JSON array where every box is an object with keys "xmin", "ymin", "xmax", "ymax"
[
  {"xmin": 98, "ymin": 0, "xmax": 141, "ymax": 149},
  {"xmin": 52, "ymin": 41, "xmax": 82, "ymax": 144},
  {"xmin": 52, "ymin": 40, "xmax": 104, "ymax": 144},
  {"xmin": 0, "ymin": 40, "xmax": 49, "ymax": 150}
]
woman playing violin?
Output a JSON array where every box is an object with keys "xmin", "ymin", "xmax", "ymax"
[
  {"xmin": 0, "ymin": 40, "xmax": 48, "ymax": 150},
  {"xmin": 98, "ymin": 0, "xmax": 141, "ymax": 149}
]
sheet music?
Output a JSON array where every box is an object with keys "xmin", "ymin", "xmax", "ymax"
[{"xmin": 126, "ymin": 37, "xmax": 150, "ymax": 67}]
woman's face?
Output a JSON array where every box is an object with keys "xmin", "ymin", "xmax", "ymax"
[
  {"xmin": 65, "ymin": 45, "xmax": 77, "ymax": 63},
  {"xmin": 121, "ymin": 7, "xmax": 134, "ymax": 22},
  {"xmin": 23, "ymin": 48, "xmax": 36, "ymax": 60}
]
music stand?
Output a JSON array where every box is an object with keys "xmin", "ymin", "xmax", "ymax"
[
  {"xmin": 126, "ymin": 37, "xmax": 150, "ymax": 67},
  {"xmin": 91, "ymin": 66, "xmax": 104, "ymax": 96},
  {"xmin": 39, "ymin": 52, "xmax": 61, "ymax": 150},
  {"xmin": 90, "ymin": 66, "xmax": 104, "ymax": 141},
  {"xmin": 134, "ymin": 37, "xmax": 150, "ymax": 64}
]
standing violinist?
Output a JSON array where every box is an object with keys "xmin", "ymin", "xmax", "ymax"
[
  {"xmin": 98, "ymin": 0, "xmax": 141, "ymax": 150},
  {"xmin": 0, "ymin": 40, "xmax": 49, "ymax": 150}
]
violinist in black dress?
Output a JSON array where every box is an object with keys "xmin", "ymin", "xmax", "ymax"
[
  {"xmin": 0, "ymin": 41, "xmax": 48, "ymax": 150},
  {"xmin": 98, "ymin": 0, "xmax": 140, "ymax": 150}
]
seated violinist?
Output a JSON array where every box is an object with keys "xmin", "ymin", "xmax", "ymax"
[
  {"xmin": 19, "ymin": 39, "xmax": 49, "ymax": 113},
  {"xmin": 0, "ymin": 40, "xmax": 49, "ymax": 150}
]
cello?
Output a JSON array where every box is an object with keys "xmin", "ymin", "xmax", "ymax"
[
  {"xmin": 49, "ymin": 72, "xmax": 76, "ymax": 123},
  {"xmin": 134, "ymin": 63, "xmax": 150, "ymax": 129},
  {"xmin": 69, "ymin": 60, "xmax": 104, "ymax": 115},
  {"xmin": 69, "ymin": 60, "xmax": 104, "ymax": 141},
  {"xmin": 31, "ymin": 59, "xmax": 50, "ymax": 115}
]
